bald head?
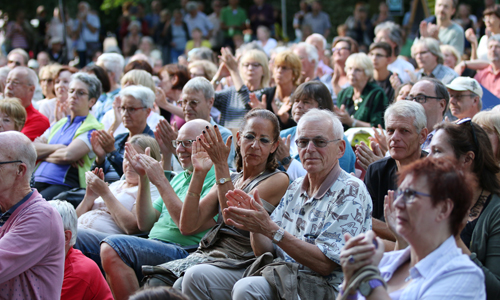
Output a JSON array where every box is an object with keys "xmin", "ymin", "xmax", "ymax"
[
  {"xmin": 4, "ymin": 67, "xmax": 37, "ymax": 107},
  {"xmin": 176, "ymin": 119, "xmax": 212, "ymax": 171},
  {"xmin": 0, "ymin": 131, "xmax": 37, "ymax": 178}
]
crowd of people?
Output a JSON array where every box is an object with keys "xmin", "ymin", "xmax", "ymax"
[{"xmin": 1, "ymin": 0, "xmax": 500, "ymax": 299}]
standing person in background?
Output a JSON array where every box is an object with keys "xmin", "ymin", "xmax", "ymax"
[
  {"xmin": 293, "ymin": 1, "xmax": 310, "ymax": 42},
  {"xmin": 220, "ymin": 0, "xmax": 247, "ymax": 49},
  {"xmin": 302, "ymin": 1, "xmax": 331, "ymax": 38},
  {"xmin": 183, "ymin": 2, "xmax": 213, "ymax": 40},
  {"xmin": 208, "ymin": 0, "xmax": 224, "ymax": 50},
  {"xmin": 369, "ymin": 42, "xmax": 396, "ymax": 102},
  {"xmin": 5, "ymin": 10, "xmax": 33, "ymax": 53},
  {"xmin": 73, "ymin": 2, "xmax": 101, "ymax": 68},
  {"xmin": 166, "ymin": 10, "xmax": 190, "ymax": 64},
  {"xmin": 249, "ymin": 0, "xmax": 275, "ymax": 36},
  {"xmin": 371, "ymin": 2, "xmax": 393, "ymax": 27},
  {"xmin": 93, "ymin": 53, "xmax": 125, "ymax": 122},
  {"xmin": 145, "ymin": 0, "xmax": 162, "ymax": 38},
  {"xmin": 345, "ymin": 2, "xmax": 373, "ymax": 51},
  {"xmin": 475, "ymin": 34, "xmax": 500, "ymax": 99},
  {"xmin": 156, "ymin": 9, "xmax": 172, "ymax": 65}
]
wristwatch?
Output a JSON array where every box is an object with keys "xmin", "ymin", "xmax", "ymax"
[
  {"xmin": 272, "ymin": 227, "xmax": 285, "ymax": 244},
  {"xmin": 280, "ymin": 156, "xmax": 292, "ymax": 166},
  {"xmin": 359, "ymin": 279, "xmax": 385, "ymax": 296},
  {"xmin": 216, "ymin": 177, "xmax": 232, "ymax": 185}
]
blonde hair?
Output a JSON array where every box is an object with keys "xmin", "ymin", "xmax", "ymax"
[
  {"xmin": 240, "ymin": 49, "xmax": 270, "ymax": 88},
  {"xmin": 440, "ymin": 44, "xmax": 461, "ymax": 67},
  {"xmin": 273, "ymin": 50, "xmax": 302, "ymax": 86},
  {"xmin": 121, "ymin": 69, "xmax": 156, "ymax": 92},
  {"xmin": 129, "ymin": 134, "xmax": 161, "ymax": 162},
  {"xmin": 473, "ymin": 110, "xmax": 500, "ymax": 161},
  {"xmin": 188, "ymin": 60, "xmax": 218, "ymax": 80},
  {"xmin": 38, "ymin": 64, "xmax": 61, "ymax": 80},
  {"xmin": 0, "ymin": 98, "xmax": 27, "ymax": 131},
  {"xmin": 345, "ymin": 53, "xmax": 374, "ymax": 78}
]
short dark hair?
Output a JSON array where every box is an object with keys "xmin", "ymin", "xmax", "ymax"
[
  {"xmin": 332, "ymin": 36, "xmax": 359, "ymax": 54},
  {"xmin": 434, "ymin": 121, "xmax": 500, "ymax": 195},
  {"xmin": 398, "ymin": 157, "xmax": 473, "ymax": 236},
  {"xmin": 85, "ymin": 65, "xmax": 111, "ymax": 93},
  {"xmin": 235, "ymin": 109, "xmax": 280, "ymax": 173},
  {"xmin": 484, "ymin": 4, "xmax": 500, "ymax": 19},
  {"xmin": 124, "ymin": 59, "xmax": 153, "ymax": 75},
  {"xmin": 160, "ymin": 64, "xmax": 190, "ymax": 90},
  {"xmin": 417, "ymin": 77, "xmax": 450, "ymax": 116},
  {"xmin": 369, "ymin": 42, "xmax": 392, "ymax": 57},
  {"xmin": 291, "ymin": 81, "xmax": 333, "ymax": 111}
]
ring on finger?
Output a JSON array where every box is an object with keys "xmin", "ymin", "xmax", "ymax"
[{"xmin": 348, "ymin": 255, "xmax": 355, "ymax": 264}]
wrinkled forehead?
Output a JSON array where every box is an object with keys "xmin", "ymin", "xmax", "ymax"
[
  {"xmin": 410, "ymin": 81, "xmax": 436, "ymax": 97},
  {"xmin": 297, "ymin": 118, "xmax": 332, "ymax": 137}
]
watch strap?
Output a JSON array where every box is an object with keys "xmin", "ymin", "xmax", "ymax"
[
  {"xmin": 272, "ymin": 227, "xmax": 285, "ymax": 244},
  {"xmin": 216, "ymin": 177, "xmax": 231, "ymax": 185}
]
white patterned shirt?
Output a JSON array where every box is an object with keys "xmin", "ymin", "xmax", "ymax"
[{"xmin": 270, "ymin": 162, "xmax": 373, "ymax": 288}]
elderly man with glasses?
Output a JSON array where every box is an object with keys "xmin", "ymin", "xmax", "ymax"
[
  {"xmin": 446, "ymin": 77, "xmax": 483, "ymax": 120},
  {"xmin": 182, "ymin": 109, "xmax": 372, "ymax": 299},
  {"xmin": 0, "ymin": 131, "xmax": 65, "ymax": 299}
]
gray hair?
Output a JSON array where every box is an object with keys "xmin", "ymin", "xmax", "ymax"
[
  {"xmin": 488, "ymin": 34, "xmax": 500, "ymax": 45},
  {"xmin": 119, "ymin": 85, "xmax": 155, "ymax": 108},
  {"xmin": 8, "ymin": 48, "xmax": 30, "ymax": 65},
  {"xmin": 384, "ymin": 100, "xmax": 427, "ymax": 133},
  {"xmin": 127, "ymin": 20, "xmax": 141, "ymax": 31},
  {"xmin": 141, "ymin": 36, "xmax": 154, "ymax": 46},
  {"xmin": 411, "ymin": 38, "xmax": 444, "ymax": 65},
  {"xmin": 236, "ymin": 41, "xmax": 266, "ymax": 58},
  {"xmin": 97, "ymin": 53, "xmax": 125, "ymax": 83},
  {"xmin": 0, "ymin": 131, "xmax": 37, "ymax": 178},
  {"xmin": 187, "ymin": 47, "xmax": 215, "ymax": 63},
  {"xmin": 12, "ymin": 67, "xmax": 39, "ymax": 87},
  {"xmin": 345, "ymin": 53, "xmax": 374, "ymax": 78},
  {"xmin": 297, "ymin": 108, "xmax": 343, "ymax": 140},
  {"xmin": 306, "ymin": 33, "xmax": 327, "ymax": 50},
  {"xmin": 71, "ymin": 72, "xmax": 102, "ymax": 100},
  {"xmin": 374, "ymin": 21, "xmax": 403, "ymax": 55},
  {"xmin": 182, "ymin": 77, "xmax": 214, "ymax": 101},
  {"xmin": 48, "ymin": 200, "xmax": 78, "ymax": 247},
  {"xmin": 0, "ymin": 66, "xmax": 11, "ymax": 79},
  {"xmin": 295, "ymin": 42, "xmax": 319, "ymax": 68}
]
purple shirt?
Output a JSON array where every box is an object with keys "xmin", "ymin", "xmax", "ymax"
[{"xmin": 0, "ymin": 189, "xmax": 65, "ymax": 300}]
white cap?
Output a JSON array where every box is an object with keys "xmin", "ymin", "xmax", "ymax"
[{"xmin": 446, "ymin": 77, "xmax": 483, "ymax": 98}]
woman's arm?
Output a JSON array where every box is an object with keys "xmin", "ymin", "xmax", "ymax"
[
  {"xmin": 100, "ymin": 188, "xmax": 142, "ymax": 234},
  {"xmin": 44, "ymin": 139, "xmax": 91, "ymax": 164},
  {"xmin": 33, "ymin": 142, "xmax": 66, "ymax": 160}
]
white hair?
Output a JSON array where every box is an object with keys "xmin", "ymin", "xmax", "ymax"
[
  {"xmin": 182, "ymin": 77, "xmax": 214, "ymax": 101},
  {"xmin": 295, "ymin": 42, "xmax": 319, "ymax": 68},
  {"xmin": 97, "ymin": 53, "xmax": 125, "ymax": 83},
  {"xmin": 48, "ymin": 200, "xmax": 78, "ymax": 247},
  {"xmin": 345, "ymin": 53, "xmax": 374, "ymax": 78},
  {"xmin": 119, "ymin": 85, "xmax": 155, "ymax": 108},
  {"xmin": 0, "ymin": 131, "xmax": 37, "ymax": 182},
  {"xmin": 297, "ymin": 108, "xmax": 343, "ymax": 140},
  {"xmin": 306, "ymin": 33, "xmax": 327, "ymax": 50},
  {"xmin": 384, "ymin": 100, "xmax": 427, "ymax": 133}
]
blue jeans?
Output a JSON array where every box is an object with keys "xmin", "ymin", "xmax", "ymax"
[
  {"xmin": 170, "ymin": 48, "xmax": 184, "ymax": 63},
  {"xmin": 102, "ymin": 234, "xmax": 189, "ymax": 282},
  {"xmin": 74, "ymin": 228, "xmax": 111, "ymax": 273}
]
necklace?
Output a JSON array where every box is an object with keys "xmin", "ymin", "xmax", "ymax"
[
  {"xmin": 236, "ymin": 171, "xmax": 265, "ymax": 190},
  {"xmin": 353, "ymin": 97, "xmax": 363, "ymax": 111},
  {"xmin": 274, "ymin": 97, "xmax": 284, "ymax": 110},
  {"xmin": 469, "ymin": 189, "xmax": 486, "ymax": 219}
]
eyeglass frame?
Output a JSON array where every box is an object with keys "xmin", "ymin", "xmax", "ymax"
[
  {"xmin": 120, "ymin": 106, "xmax": 147, "ymax": 114},
  {"xmin": 395, "ymin": 188, "xmax": 431, "ymax": 205},
  {"xmin": 178, "ymin": 99, "xmax": 200, "ymax": 108},
  {"xmin": 172, "ymin": 139, "xmax": 195, "ymax": 148},
  {"xmin": 456, "ymin": 118, "xmax": 479, "ymax": 150},
  {"xmin": 295, "ymin": 138, "xmax": 341, "ymax": 148},
  {"xmin": 0, "ymin": 160, "xmax": 23, "ymax": 165},
  {"xmin": 404, "ymin": 95, "xmax": 442, "ymax": 104}
]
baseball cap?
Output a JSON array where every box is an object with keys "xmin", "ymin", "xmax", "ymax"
[{"xmin": 446, "ymin": 77, "xmax": 483, "ymax": 98}]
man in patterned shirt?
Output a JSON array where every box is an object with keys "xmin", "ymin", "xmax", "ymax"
[{"xmin": 182, "ymin": 109, "xmax": 372, "ymax": 299}]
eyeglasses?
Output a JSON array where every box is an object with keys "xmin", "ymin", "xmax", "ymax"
[
  {"xmin": 68, "ymin": 89, "xmax": 89, "ymax": 97},
  {"xmin": 332, "ymin": 47, "xmax": 350, "ymax": 53},
  {"xmin": 456, "ymin": 118, "xmax": 479, "ymax": 150},
  {"xmin": 0, "ymin": 160, "xmax": 23, "ymax": 165},
  {"xmin": 346, "ymin": 67, "xmax": 365, "ymax": 74},
  {"xmin": 242, "ymin": 62, "xmax": 261, "ymax": 69},
  {"xmin": 178, "ymin": 99, "xmax": 200, "ymax": 108},
  {"xmin": 414, "ymin": 50, "xmax": 431, "ymax": 56},
  {"xmin": 295, "ymin": 138, "xmax": 340, "ymax": 148},
  {"xmin": 172, "ymin": 139, "xmax": 194, "ymax": 148},
  {"xmin": 449, "ymin": 94, "xmax": 475, "ymax": 101},
  {"xmin": 40, "ymin": 78, "xmax": 54, "ymax": 83},
  {"xmin": 395, "ymin": 188, "xmax": 431, "ymax": 205},
  {"xmin": 404, "ymin": 95, "xmax": 441, "ymax": 103},
  {"xmin": 242, "ymin": 133, "xmax": 273, "ymax": 145},
  {"xmin": 8, "ymin": 60, "xmax": 21, "ymax": 66},
  {"xmin": 120, "ymin": 106, "xmax": 146, "ymax": 114}
]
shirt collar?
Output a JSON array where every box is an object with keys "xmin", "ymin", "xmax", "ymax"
[
  {"xmin": 300, "ymin": 162, "xmax": 341, "ymax": 200},
  {"xmin": 0, "ymin": 189, "xmax": 34, "ymax": 227},
  {"xmin": 411, "ymin": 235, "xmax": 457, "ymax": 280}
]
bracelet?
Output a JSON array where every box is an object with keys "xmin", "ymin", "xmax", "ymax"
[
  {"xmin": 352, "ymin": 119, "xmax": 358, "ymax": 127},
  {"xmin": 187, "ymin": 191, "xmax": 200, "ymax": 198}
]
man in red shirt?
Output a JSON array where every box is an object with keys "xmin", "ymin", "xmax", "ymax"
[
  {"xmin": 49, "ymin": 200, "xmax": 113, "ymax": 300},
  {"xmin": 474, "ymin": 34, "xmax": 500, "ymax": 99},
  {"xmin": 4, "ymin": 67, "xmax": 49, "ymax": 141}
]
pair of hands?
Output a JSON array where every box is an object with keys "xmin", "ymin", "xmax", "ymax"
[
  {"xmin": 124, "ymin": 143, "xmax": 167, "ymax": 188},
  {"xmin": 355, "ymin": 125, "xmax": 387, "ymax": 170},
  {"xmin": 90, "ymin": 130, "xmax": 116, "ymax": 163},
  {"xmin": 213, "ymin": 47, "xmax": 240, "ymax": 84},
  {"xmin": 420, "ymin": 21, "xmax": 439, "ymax": 39},
  {"xmin": 85, "ymin": 168, "xmax": 109, "ymax": 202},
  {"xmin": 191, "ymin": 125, "xmax": 232, "ymax": 174},
  {"xmin": 340, "ymin": 230, "xmax": 385, "ymax": 286},
  {"xmin": 249, "ymin": 93, "xmax": 293, "ymax": 118},
  {"xmin": 275, "ymin": 135, "xmax": 291, "ymax": 163},
  {"xmin": 55, "ymin": 100, "xmax": 70, "ymax": 122}
]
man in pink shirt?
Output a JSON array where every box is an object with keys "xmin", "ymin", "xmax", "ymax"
[
  {"xmin": 0, "ymin": 131, "xmax": 65, "ymax": 300},
  {"xmin": 475, "ymin": 34, "xmax": 500, "ymax": 99}
]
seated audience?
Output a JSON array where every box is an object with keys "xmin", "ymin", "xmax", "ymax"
[
  {"xmin": 33, "ymin": 73, "xmax": 104, "ymax": 200},
  {"xmin": 369, "ymin": 41, "xmax": 396, "ymax": 102},
  {"xmin": 157, "ymin": 64, "xmax": 190, "ymax": 126},
  {"xmin": 276, "ymin": 81, "xmax": 356, "ymax": 180},
  {"xmin": 429, "ymin": 120, "xmax": 500, "ymax": 298},
  {"xmin": 363, "ymin": 100, "xmax": 428, "ymax": 241},
  {"xmin": 99, "ymin": 119, "xmax": 217, "ymax": 300},
  {"xmin": 440, "ymin": 44, "xmax": 461, "ymax": 69},
  {"xmin": 394, "ymin": 82, "xmax": 413, "ymax": 102},
  {"xmin": 0, "ymin": 131, "xmax": 64, "ymax": 299},
  {"xmin": 250, "ymin": 50, "xmax": 301, "ymax": 130},
  {"xmin": 75, "ymin": 135, "xmax": 161, "ymax": 269},
  {"xmin": 446, "ymin": 77, "xmax": 482, "ymax": 119},
  {"xmin": 4, "ymin": 66, "xmax": 50, "ymax": 140},
  {"xmin": 412, "ymin": 37, "xmax": 458, "ymax": 85},
  {"xmin": 91, "ymin": 85, "xmax": 155, "ymax": 179},
  {"xmin": 305, "ymin": 33, "xmax": 334, "ymax": 77},
  {"xmin": 0, "ymin": 97, "xmax": 26, "ymax": 132},
  {"xmin": 188, "ymin": 59, "xmax": 217, "ymax": 80},
  {"xmin": 182, "ymin": 109, "xmax": 373, "ymax": 299},
  {"xmin": 48, "ymin": 200, "xmax": 113, "ymax": 300},
  {"xmin": 256, "ymin": 25, "xmax": 278, "ymax": 56},
  {"xmin": 336, "ymin": 52, "xmax": 389, "ymax": 130},
  {"xmin": 476, "ymin": 5, "xmax": 500, "ymax": 61},
  {"xmin": 94, "ymin": 53, "xmax": 125, "ymax": 122},
  {"xmin": 292, "ymin": 42, "xmax": 319, "ymax": 82},
  {"xmin": 150, "ymin": 109, "xmax": 288, "ymax": 291},
  {"xmin": 39, "ymin": 64, "xmax": 59, "ymax": 99},
  {"xmin": 474, "ymin": 34, "xmax": 500, "ymax": 99},
  {"xmin": 185, "ymin": 27, "xmax": 211, "ymax": 54},
  {"xmin": 130, "ymin": 287, "xmax": 189, "ymax": 300},
  {"xmin": 473, "ymin": 111, "xmax": 500, "ymax": 168},
  {"xmin": 339, "ymin": 157, "xmax": 485, "ymax": 299},
  {"xmin": 38, "ymin": 66, "xmax": 78, "ymax": 124}
]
